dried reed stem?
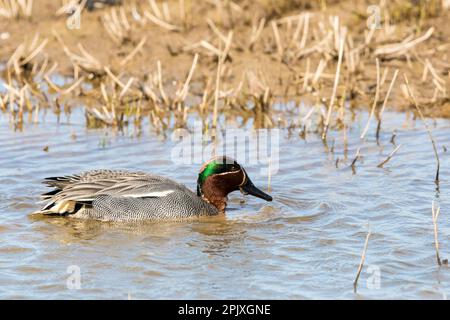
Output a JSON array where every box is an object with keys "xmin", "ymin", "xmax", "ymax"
[
  {"xmin": 403, "ymin": 74, "xmax": 440, "ymax": 182},
  {"xmin": 148, "ymin": 0, "xmax": 163, "ymax": 19},
  {"xmin": 104, "ymin": 67, "xmax": 125, "ymax": 88},
  {"xmin": 61, "ymin": 76, "xmax": 85, "ymax": 95},
  {"xmin": 119, "ymin": 77, "xmax": 134, "ymax": 100},
  {"xmin": 431, "ymin": 201, "xmax": 442, "ymax": 266},
  {"xmin": 21, "ymin": 38, "xmax": 48, "ymax": 65},
  {"xmin": 144, "ymin": 10, "xmax": 180, "ymax": 31},
  {"xmin": 322, "ymin": 30, "xmax": 345, "ymax": 140},
  {"xmin": 200, "ymin": 40, "xmax": 223, "ymax": 56},
  {"xmin": 360, "ymin": 58, "xmax": 380, "ymax": 140},
  {"xmin": 271, "ymin": 21, "xmax": 283, "ymax": 58},
  {"xmin": 377, "ymin": 144, "xmax": 402, "ymax": 168},
  {"xmin": 212, "ymin": 32, "xmax": 233, "ymax": 128},
  {"xmin": 375, "ymin": 28, "xmax": 434, "ymax": 57},
  {"xmin": 376, "ymin": 69, "xmax": 399, "ymax": 139},
  {"xmin": 299, "ymin": 13, "xmax": 309, "ymax": 49},
  {"xmin": 206, "ymin": 18, "xmax": 228, "ymax": 43},
  {"xmin": 120, "ymin": 36, "xmax": 147, "ymax": 66},
  {"xmin": 249, "ymin": 18, "xmax": 265, "ymax": 50},
  {"xmin": 157, "ymin": 60, "xmax": 169, "ymax": 105},
  {"xmin": 177, "ymin": 53, "xmax": 199, "ymax": 101},
  {"xmin": 350, "ymin": 147, "xmax": 361, "ymax": 168},
  {"xmin": 353, "ymin": 226, "xmax": 371, "ymax": 291},
  {"xmin": 212, "ymin": 55, "xmax": 223, "ymax": 129}
]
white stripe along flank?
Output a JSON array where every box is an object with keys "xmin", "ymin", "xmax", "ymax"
[{"xmin": 122, "ymin": 190, "xmax": 175, "ymax": 198}]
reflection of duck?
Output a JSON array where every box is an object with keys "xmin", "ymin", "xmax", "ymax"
[{"xmin": 33, "ymin": 156, "xmax": 272, "ymax": 221}]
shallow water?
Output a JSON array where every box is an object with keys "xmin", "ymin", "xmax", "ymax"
[{"xmin": 0, "ymin": 107, "xmax": 449, "ymax": 299}]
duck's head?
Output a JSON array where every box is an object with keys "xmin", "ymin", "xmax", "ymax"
[{"xmin": 197, "ymin": 156, "xmax": 272, "ymax": 212}]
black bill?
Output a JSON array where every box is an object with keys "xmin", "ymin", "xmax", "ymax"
[{"xmin": 240, "ymin": 177, "xmax": 273, "ymax": 202}]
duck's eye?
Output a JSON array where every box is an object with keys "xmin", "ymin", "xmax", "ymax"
[{"xmin": 230, "ymin": 165, "xmax": 241, "ymax": 172}]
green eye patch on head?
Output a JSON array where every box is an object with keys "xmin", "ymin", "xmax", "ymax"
[
  {"xmin": 197, "ymin": 156, "xmax": 241, "ymax": 192},
  {"xmin": 195, "ymin": 156, "xmax": 272, "ymax": 203}
]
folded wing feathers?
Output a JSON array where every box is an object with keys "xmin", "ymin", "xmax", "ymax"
[{"xmin": 38, "ymin": 173, "xmax": 178, "ymax": 215}]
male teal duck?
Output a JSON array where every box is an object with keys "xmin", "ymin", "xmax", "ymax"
[{"xmin": 34, "ymin": 156, "xmax": 272, "ymax": 221}]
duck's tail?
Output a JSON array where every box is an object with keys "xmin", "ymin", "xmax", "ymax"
[
  {"xmin": 32, "ymin": 175, "xmax": 86, "ymax": 216},
  {"xmin": 32, "ymin": 201, "xmax": 80, "ymax": 216}
]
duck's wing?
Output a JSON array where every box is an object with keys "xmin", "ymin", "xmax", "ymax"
[
  {"xmin": 34, "ymin": 170, "xmax": 189, "ymax": 217},
  {"xmin": 42, "ymin": 169, "xmax": 147, "ymax": 188}
]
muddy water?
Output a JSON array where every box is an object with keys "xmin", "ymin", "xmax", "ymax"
[{"xmin": 0, "ymin": 107, "xmax": 449, "ymax": 299}]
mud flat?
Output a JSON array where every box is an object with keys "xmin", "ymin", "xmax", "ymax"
[{"xmin": 0, "ymin": 0, "xmax": 449, "ymax": 134}]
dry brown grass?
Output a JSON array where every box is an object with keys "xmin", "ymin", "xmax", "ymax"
[{"xmin": 0, "ymin": 0, "xmax": 449, "ymax": 134}]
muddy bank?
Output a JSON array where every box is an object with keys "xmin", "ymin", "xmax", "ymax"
[{"xmin": 0, "ymin": 0, "xmax": 450, "ymax": 132}]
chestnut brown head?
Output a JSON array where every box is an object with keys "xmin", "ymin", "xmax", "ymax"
[{"xmin": 197, "ymin": 156, "xmax": 272, "ymax": 212}]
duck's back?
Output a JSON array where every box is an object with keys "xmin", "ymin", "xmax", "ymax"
[{"xmin": 35, "ymin": 170, "xmax": 219, "ymax": 221}]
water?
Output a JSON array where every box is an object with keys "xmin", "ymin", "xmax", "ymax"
[{"xmin": 0, "ymin": 107, "xmax": 449, "ymax": 299}]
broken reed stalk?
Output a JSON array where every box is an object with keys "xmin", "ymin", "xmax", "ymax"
[
  {"xmin": 350, "ymin": 147, "xmax": 361, "ymax": 168},
  {"xmin": 157, "ymin": 60, "xmax": 169, "ymax": 105},
  {"xmin": 200, "ymin": 40, "xmax": 222, "ymax": 56},
  {"xmin": 249, "ymin": 18, "xmax": 265, "ymax": 50},
  {"xmin": 374, "ymin": 27, "xmax": 434, "ymax": 57},
  {"xmin": 376, "ymin": 69, "xmax": 399, "ymax": 139},
  {"xmin": 271, "ymin": 21, "xmax": 283, "ymax": 58},
  {"xmin": 177, "ymin": 53, "xmax": 198, "ymax": 102},
  {"xmin": 61, "ymin": 76, "xmax": 85, "ymax": 95},
  {"xmin": 212, "ymin": 32, "xmax": 233, "ymax": 128},
  {"xmin": 20, "ymin": 38, "xmax": 48, "ymax": 66},
  {"xmin": 403, "ymin": 74, "xmax": 440, "ymax": 182},
  {"xmin": 149, "ymin": 0, "xmax": 163, "ymax": 19},
  {"xmin": 104, "ymin": 66, "xmax": 125, "ymax": 88},
  {"xmin": 299, "ymin": 12, "xmax": 309, "ymax": 50},
  {"xmin": 119, "ymin": 77, "xmax": 134, "ymax": 100},
  {"xmin": 377, "ymin": 144, "xmax": 401, "ymax": 168},
  {"xmin": 0, "ymin": 0, "xmax": 33, "ymax": 18},
  {"xmin": 120, "ymin": 36, "xmax": 147, "ymax": 66},
  {"xmin": 289, "ymin": 14, "xmax": 303, "ymax": 48},
  {"xmin": 431, "ymin": 201, "xmax": 442, "ymax": 266},
  {"xmin": 212, "ymin": 53, "xmax": 223, "ymax": 129},
  {"xmin": 360, "ymin": 58, "xmax": 380, "ymax": 140},
  {"xmin": 206, "ymin": 18, "xmax": 228, "ymax": 43},
  {"xmin": 322, "ymin": 30, "xmax": 345, "ymax": 140},
  {"xmin": 353, "ymin": 226, "xmax": 371, "ymax": 291},
  {"xmin": 144, "ymin": 8, "xmax": 180, "ymax": 32},
  {"xmin": 425, "ymin": 59, "xmax": 446, "ymax": 88}
]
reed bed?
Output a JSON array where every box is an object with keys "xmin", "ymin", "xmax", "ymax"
[
  {"xmin": 0, "ymin": 0, "xmax": 448, "ymax": 153},
  {"xmin": 0, "ymin": 0, "xmax": 33, "ymax": 19}
]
